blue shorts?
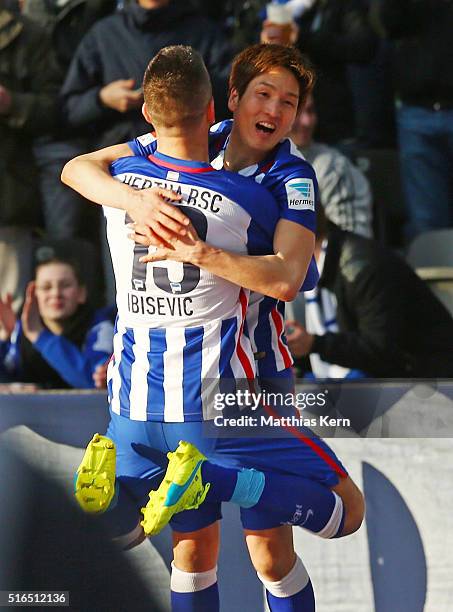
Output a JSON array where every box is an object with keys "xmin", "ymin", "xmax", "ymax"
[{"xmin": 103, "ymin": 370, "xmax": 347, "ymax": 534}]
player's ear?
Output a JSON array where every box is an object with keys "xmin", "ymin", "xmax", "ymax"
[
  {"xmin": 228, "ymin": 88, "xmax": 239, "ymax": 113},
  {"xmin": 207, "ymin": 97, "xmax": 215, "ymax": 125},
  {"xmin": 142, "ymin": 102, "xmax": 153, "ymax": 125}
]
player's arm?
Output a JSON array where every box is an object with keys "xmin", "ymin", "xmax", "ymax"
[
  {"xmin": 137, "ymin": 218, "xmax": 314, "ymax": 302},
  {"xmin": 61, "ymin": 144, "xmax": 187, "ymax": 242}
]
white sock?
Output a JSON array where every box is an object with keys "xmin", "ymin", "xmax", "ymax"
[
  {"xmin": 258, "ymin": 556, "xmax": 310, "ymax": 598},
  {"xmin": 170, "ymin": 562, "xmax": 217, "ymax": 593}
]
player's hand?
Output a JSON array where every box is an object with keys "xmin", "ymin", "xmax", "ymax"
[
  {"xmin": 285, "ymin": 320, "xmax": 314, "ymax": 357},
  {"xmin": 93, "ymin": 361, "xmax": 109, "ymax": 389},
  {"xmin": 0, "ymin": 293, "xmax": 16, "ymax": 341},
  {"xmin": 99, "ymin": 79, "xmax": 143, "ymax": 113},
  {"xmin": 0, "ymin": 84, "xmax": 12, "ymax": 115},
  {"xmin": 21, "ymin": 282, "xmax": 44, "ymax": 344},
  {"xmin": 126, "ymin": 187, "xmax": 188, "ymax": 246},
  {"xmin": 136, "ymin": 221, "xmax": 203, "ymax": 265}
]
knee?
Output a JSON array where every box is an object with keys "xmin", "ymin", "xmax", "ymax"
[
  {"xmin": 245, "ymin": 528, "xmax": 295, "ymax": 581},
  {"xmin": 341, "ymin": 488, "xmax": 365, "ymax": 536},
  {"xmin": 251, "ymin": 549, "xmax": 295, "ymax": 582},
  {"xmin": 331, "ymin": 477, "xmax": 365, "ymax": 538},
  {"xmin": 172, "ymin": 524, "xmax": 219, "ymax": 573}
]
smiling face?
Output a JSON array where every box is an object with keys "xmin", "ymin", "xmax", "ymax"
[
  {"xmin": 35, "ymin": 262, "xmax": 86, "ymax": 323},
  {"xmin": 228, "ymin": 66, "xmax": 300, "ymax": 159}
]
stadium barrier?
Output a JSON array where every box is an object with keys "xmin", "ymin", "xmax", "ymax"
[{"xmin": 0, "ymin": 384, "xmax": 452, "ymax": 611}]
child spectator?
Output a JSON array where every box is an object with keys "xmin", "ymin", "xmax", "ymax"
[{"xmin": 0, "ymin": 255, "xmax": 114, "ymax": 389}]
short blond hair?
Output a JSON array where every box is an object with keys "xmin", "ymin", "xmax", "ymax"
[{"xmin": 143, "ymin": 45, "xmax": 212, "ymax": 128}]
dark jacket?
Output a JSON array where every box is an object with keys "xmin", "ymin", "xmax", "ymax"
[
  {"xmin": 379, "ymin": 0, "xmax": 453, "ymax": 108},
  {"xmin": 297, "ymin": 0, "xmax": 378, "ymax": 143},
  {"xmin": 60, "ymin": 0, "xmax": 233, "ymax": 149},
  {"xmin": 23, "ymin": 0, "xmax": 117, "ymax": 70},
  {"xmin": 0, "ymin": 10, "xmax": 61, "ymax": 226},
  {"xmin": 312, "ymin": 224, "xmax": 453, "ymax": 377},
  {"xmin": 298, "ymin": 0, "xmax": 377, "ymax": 143}
]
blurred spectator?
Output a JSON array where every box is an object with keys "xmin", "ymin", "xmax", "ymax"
[
  {"xmin": 285, "ymin": 206, "xmax": 453, "ymax": 379},
  {"xmin": 377, "ymin": 0, "xmax": 453, "ymax": 240},
  {"xmin": 22, "ymin": 0, "xmax": 117, "ymax": 72},
  {"xmin": 60, "ymin": 0, "xmax": 233, "ymax": 150},
  {"xmin": 345, "ymin": 0, "xmax": 396, "ymax": 148},
  {"xmin": 294, "ymin": 0, "xmax": 378, "ymax": 145},
  {"xmin": 290, "ymin": 92, "xmax": 373, "ymax": 237},
  {"xmin": 21, "ymin": 0, "xmax": 116, "ymax": 247},
  {"xmin": 0, "ymin": 6, "xmax": 60, "ymax": 311},
  {"xmin": 0, "ymin": 254, "xmax": 114, "ymax": 389}
]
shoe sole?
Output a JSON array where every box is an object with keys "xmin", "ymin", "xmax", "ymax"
[{"xmin": 74, "ymin": 433, "xmax": 116, "ymax": 514}]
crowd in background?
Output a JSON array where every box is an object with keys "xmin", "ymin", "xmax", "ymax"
[{"xmin": 1, "ymin": 0, "xmax": 453, "ymax": 387}]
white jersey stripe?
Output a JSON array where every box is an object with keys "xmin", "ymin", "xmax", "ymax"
[
  {"xmin": 111, "ymin": 323, "xmax": 126, "ymax": 415},
  {"xmin": 163, "ymin": 327, "xmax": 185, "ymax": 422},
  {"xmin": 129, "ymin": 329, "xmax": 151, "ymax": 421},
  {"xmin": 200, "ymin": 323, "xmax": 221, "ymax": 419}
]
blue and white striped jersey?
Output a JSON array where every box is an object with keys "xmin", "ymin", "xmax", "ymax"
[
  {"xmin": 129, "ymin": 121, "xmax": 319, "ymax": 377},
  {"xmin": 105, "ymin": 151, "xmax": 279, "ymax": 422}
]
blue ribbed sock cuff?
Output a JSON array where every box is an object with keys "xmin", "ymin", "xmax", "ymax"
[{"xmin": 230, "ymin": 468, "xmax": 265, "ymax": 508}]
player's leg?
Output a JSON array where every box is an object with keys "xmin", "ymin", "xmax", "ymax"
[
  {"xmin": 214, "ymin": 424, "xmax": 365, "ymax": 539},
  {"xmin": 331, "ymin": 475, "xmax": 365, "ymax": 536},
  {"xmin": 142, "ymin": 440, "xmax": 346, "ymax": 539},
  {"xmin": 244, "ymin": 526, "xmax": 315, "ymax": 611},
  {"xmin": 144, "ymin": 421, "xmax": 223, "ymax": 612},
  {"xmin": 170, "ymin": 522, "xmax": 220, "ymax": 612},
  {"xmin": 260, "ymin": 370, "xmax": 365, "ymax": 536},
  {"xmin": 140, "ymin": 439, "xmax": 265, "ymax": 535}
]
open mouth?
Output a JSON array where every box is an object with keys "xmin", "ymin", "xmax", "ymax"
[{"xmin": 256, "ymin": 121, "xmax": 276, "ymax": 135}]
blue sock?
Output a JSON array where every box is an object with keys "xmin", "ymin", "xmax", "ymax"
[
  {"xmin": 266, "ymin": 580, "xmax": 315, "ymax": 611},
  {"xmin": 171, "ymin": 583, "xmax": 219, "ymax": 612},
  {"xmin": 260, "ymin": 557, "xmax": 315, "ymax": 612},
  {"xmin": 252, "ymin": 473, "xmax": 342, "ymax": 536},
  {"xmin": 171, "ymin": 564, "xmax": 219, "ymax": 612},
  {"xmin": 201, "ymin": 461, "xmax": 343, "ymax": 537},
  {"xmin": 201, "ymin": 461, "xmax": 239, "ymax": 501}
]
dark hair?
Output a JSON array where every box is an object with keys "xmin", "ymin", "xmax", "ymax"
[
  {"xmin": 143, "ymin": 45, "xmax": 212, "ymax": 128},
  {"xmin": 34, "ymin": 247, "xmax": 84, "ymax": 286},
  {"xmin": 229, "ymin": 43, "xmax": 316, "ymax": 109}
]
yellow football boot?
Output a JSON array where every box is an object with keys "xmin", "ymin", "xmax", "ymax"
[
  {"xmin": 141, "ymin": 440, "xmax": 210, "ymax": 536},
  {"xmin": 74, "ymin": 433, "xmax": 116, "ymax": 514}
]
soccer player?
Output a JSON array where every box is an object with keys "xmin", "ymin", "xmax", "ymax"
[{"xmin": 64, "ymin": 45, "xmax": 364, "ymax": 612}]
